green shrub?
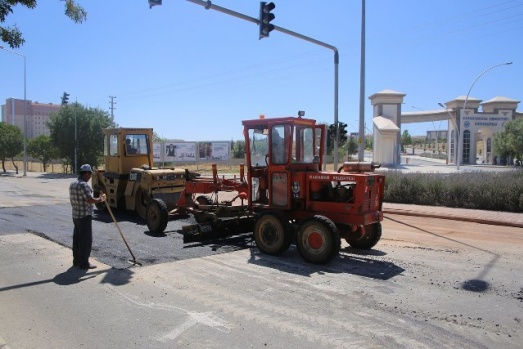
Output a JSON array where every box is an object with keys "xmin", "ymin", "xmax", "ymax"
[{"xmin": 382, "ymin": 169, "xmax": 523, "ymax": 212}]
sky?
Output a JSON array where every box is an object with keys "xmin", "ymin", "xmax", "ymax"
[{"xmin": 1, "ymin": 0, "xmax": 522, "ymax": 140}]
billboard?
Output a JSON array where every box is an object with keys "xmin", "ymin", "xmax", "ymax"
[
  {"xmin": 153, "ymin": 143, "xmax": 161, "ymax": 161},
  {"xmin": 153, "ymin": 141, "xmax": 230, "ymax": 163},
  {"xmin": 211, "ymin": 142, "xmax": 230, "ymax": 160},
  {"xmin": 165, "ymin": 142, "xmax": 197, "ymax": 162},
  {"xmin": 199, "ymin": 142, "xmax": 230, "ymax": 161}
]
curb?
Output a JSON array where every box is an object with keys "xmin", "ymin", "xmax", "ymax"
[{"xmin": 383, "ymin": 209, "xmax": 523, "ymax": 228}]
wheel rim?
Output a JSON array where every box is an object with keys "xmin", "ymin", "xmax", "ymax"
[
  {"xmin": 261, "ymin": 222, "xmax": 280, "ymax": 247},
  {"xmin": 308, "ymin": 231, "xmax": 324, "ymax": 250},
  {"xmin": 299, "ymin": 225, "xmax": 329, "ymax": 256},
  {"xmin": 254, "ymin": 213, "xmax": 291, "ymax": 255},
  {"xmin": 148, "ymin": 205, "xmax": 159, "ymax": 228}
]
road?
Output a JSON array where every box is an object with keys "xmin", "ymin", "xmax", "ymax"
[{"xmin": 0, "ymin": 173, "xmax": 522, "ymax": 348}]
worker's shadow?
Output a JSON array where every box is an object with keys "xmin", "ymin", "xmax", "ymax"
[
  {"xmin": 53, "ymin": 267, "xmax": 104, "ymax": 285},
  {"xmin": 53, "ymin": 267, "xmax": 133, "ymax": 286}
]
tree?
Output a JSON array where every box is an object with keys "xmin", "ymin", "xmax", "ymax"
[
  {"xmin": 412, "ymin": 138, "xmax": 423, "ymax": 154},
  {"xmin": 401, "ymin": 130, "xmax": 412, "ymax": 153},
  {"xmin": 232, "ymin": 139, "xmax": 246, "ymax": 159},
  {"xmin": 153, "ymin": 131, "xmax": 166, "ymax": 142},
  {"xmin": 47, "ymin": 102, "xmax": 113, "ymax": 173},
  {"xmin": 1, "ymin": 0, "xmax": 87, "ymax": 48},
  {"xmin": 365, "ymin": 136, "xmax": 373, "ymax": 150},
  {"xmin": 27, "ymin": 135, "xmax": 59, "ymax": 172},
  {"xmin": 494, "ymin": 118, "xmax": 523, "ymax": 164},
  {"xmin": 0, "ymin": 122, "xmax": 23, "ymax": 173},
  {"xmin": 347, "ymin": 136, "xmax": 358, "ymax": 160}
]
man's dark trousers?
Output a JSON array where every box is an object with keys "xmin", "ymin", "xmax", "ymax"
[{"xmin": 72, "ymin": 216, "xmax": 92, "ymax": 268}]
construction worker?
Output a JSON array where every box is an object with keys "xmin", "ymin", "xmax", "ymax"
[
  {"xmin": 69, "ymin": 164, "xmax": 106, "ymax": 269},
  {"xmin": 126, "ymin": 138, "xmax": 137, "ymax": 154}
]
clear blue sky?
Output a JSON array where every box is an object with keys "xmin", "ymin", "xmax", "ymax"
[{"xmin": 1, "ymin": 0, "xmax": 521, "ymax": 140}]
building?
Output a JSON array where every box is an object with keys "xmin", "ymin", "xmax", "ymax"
[
  {"xmin": 1, "ymin": 98, "xmax": 61, "ymax": 139},
  {"xmin": 437, "ymin": 96, "xmax": 521, "ymax": 165},
  {"xmin": 425, "ymin": 130, "xmax": 448, "ymax": 141},
  {"xmin": 370, "ymin": 90, "xmax": 522, "ymax": 166}
]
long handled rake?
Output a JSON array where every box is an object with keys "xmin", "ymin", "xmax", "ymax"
[{"xmin": 105, "ymin": 202, "xmax": 143, "ymax": 266}]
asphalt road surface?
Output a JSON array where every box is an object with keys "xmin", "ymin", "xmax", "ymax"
[
  {"xmin": 0, "ymin": 173, "xmax": 522, "ymax": 348},
  {"xmin": 0, "ymin": 173, "xmax": 251, "ymax": 268},
  {"xmin": 0, "ymin": 202, "xmax": 252, "ymax": 268}
]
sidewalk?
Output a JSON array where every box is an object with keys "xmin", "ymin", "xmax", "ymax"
[{"xmin": 383, "ymin": 202, "xmax": 523, "ymax": 228}]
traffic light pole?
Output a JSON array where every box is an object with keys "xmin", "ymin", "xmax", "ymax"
[
  {"xmin": 185, "ymin": 0, "xmax": 341, "ymax": 169},
  {"xmin": 274, "ymin": 26, "xmax": 340, "ymax": 169},
  {"xmin": 186, "ymin": 0, "xmax": 258, "ymax": 23}
]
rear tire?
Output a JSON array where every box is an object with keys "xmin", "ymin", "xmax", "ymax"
[
  {"xmin": 254, "ymin": 212, "xmax": 292, "ymax": 255},
  {"xmin": 146, "ymin": 198, "xmax": 169, "ymax": 234},
  {"xmin": 345, "ymin": 223, "xmax": 382, "ymax": 249},
  {"xmin": 296, "ymin": 215, "xmax": 340, "ymax": 264}
]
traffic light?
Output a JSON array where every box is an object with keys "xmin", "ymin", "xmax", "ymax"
[
  {"xmin": 259, "ymin": 2, "xmax": 276, "ymax": 39},
  {"xmin": 61, "ymin": 92, "xmax": 70, "ymax": 105},
  {"xmin": 327, "ymin": 124, "xmax": 335, "ymax": 148},
  {"xmin": 148, "ymin": 0, "xmax": 162, "ymax": 9},
  {"xmin": 338, "ymin": 122, "xmax": 348, "ymax": 145}
]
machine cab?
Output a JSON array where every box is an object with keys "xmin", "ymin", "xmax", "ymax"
[
  {"xmin": 242, "ymin": 113, "xmax": 325, "ymax": 210},
  {"xmin": 101, "ymin": 128, "xmax": 153, "ymax": 175}
]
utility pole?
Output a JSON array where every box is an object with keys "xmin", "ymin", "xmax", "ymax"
[
  {"xmin": 109, "ymin": 96, "xmax": 117, "ymax": 124},
  {"xmin": 358, "ymin": 0, "xmax": 366, "ymax": 162}
]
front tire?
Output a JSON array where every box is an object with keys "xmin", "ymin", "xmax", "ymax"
[
  {"xmin": 146, "ymin": 198, "xmax": 169, "ymax": 234},
  {"xmin": 296, "ymin": 215, "xmax": 340, "ymax": 264},
  {"xmin": 254, "ymin": 212, "xmax": 292, "ymax": 255}
]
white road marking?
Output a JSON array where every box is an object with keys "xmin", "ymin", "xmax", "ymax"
[
  {"xmin": 157, "ymin": 312, "xmax": 231, "ymax": 342},
  {"xmin": 105, "ymin": 285, "xmax": 231, "ymax": 343}
]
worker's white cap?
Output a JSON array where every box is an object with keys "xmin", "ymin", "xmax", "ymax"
[{"xmin": 79, "ymin": 164, "xmax": 93, "ymax": 173}]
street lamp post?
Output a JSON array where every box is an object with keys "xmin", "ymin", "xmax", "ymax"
[
  {"xmin": 457, "ymin": 62, "xmax": 513, "ymax": 170},
  {"xmin": 0, "ymin": 46, "xmax": 27, "ymax": 176},
  {"xmin": 438, "ymin": 102, "xmax": 459, "ymax": 168}
]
